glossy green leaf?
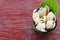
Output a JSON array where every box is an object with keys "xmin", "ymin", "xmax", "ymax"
[{"xmin": 41, "ymin": 0, "xmax": 59, "ymax": 16}]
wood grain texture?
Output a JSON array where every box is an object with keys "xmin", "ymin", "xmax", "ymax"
[{"xmin": 0, "ymin": 0, "xmax": 60, "ymax": 40}]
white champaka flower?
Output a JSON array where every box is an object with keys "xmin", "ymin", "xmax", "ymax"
[{"xmin": 33, "ymin": 5, "xmax": 56, "ymax": 32}]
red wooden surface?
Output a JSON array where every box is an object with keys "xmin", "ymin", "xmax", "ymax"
[{"xmin": 0, "ymin": 0, "xmax": 60, "ymax": 40}]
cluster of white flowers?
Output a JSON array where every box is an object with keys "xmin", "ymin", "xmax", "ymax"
[{"xmin": 33, "ymin": 5, "xmax": 56, "ymax": 32}]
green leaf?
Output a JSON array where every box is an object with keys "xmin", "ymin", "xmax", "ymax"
[{"xmin": 41, "ymin": 0, "xmax": 59, "ymax": 16}]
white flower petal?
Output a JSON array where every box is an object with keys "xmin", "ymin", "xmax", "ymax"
[
  {"xmin": 33, "ymin": 12, "xmax": 40, "ymax": 24},
  {"xmin": 45, "ymin": 5, "xmax": 49, "ymax": 13},
  {"xmin": 43, "ymin": 16, "xmax": 46, "ymax": 22},
  {"xmin": 39, "ymin": 8, "xmax": 46, "ymax": 17},
  {"xmin": 47, "ymin": 12, "xmax": 56, "ymax": 21},
  {"xmin": 36, "ymin": 23, "xmax": 47, "ymax": 32},
  {"xmin": 46, "ymin": 20, "xmax": 55, "ymax": 29},
  {"xmin": 33, "ymin": 9, "xmax": 37, "ymax": 14}
]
